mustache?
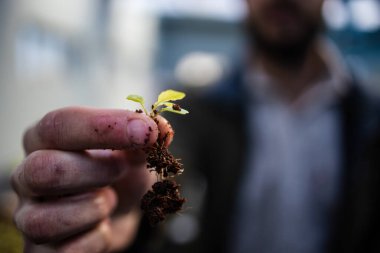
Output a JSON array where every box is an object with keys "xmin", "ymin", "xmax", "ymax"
[{"xmin": 265, "ymin": 0, "xmax": 302, "ymax": 16}]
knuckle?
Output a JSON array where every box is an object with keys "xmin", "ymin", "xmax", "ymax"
[
  {"xmin": 94, "ymin": 190, "xmax": 117, "ymax": 218},
  {"xmin": 37, "ymin": 110, "xmax": 65, "ymax": 147},
  {"xmin": 22, "ymin": 127, "xmax": 34, "ymax": 153},
  {"xmin": 16, "ymin": 206, "xmax": 52, "ymax": 244},
  {"xmin": 57, "ymin": 222, "xmax": 111, "ymax": 253},
  {"xmin": 24, "ymin": 151, "xmax": 63, "ymax": 194},
  {"xmin": 93, "ymin": 199, "xmax": 109, "ymax": 218},
  {"xmin": 57, "ymin": 245, "xmax": 84, "ymax": 253},
  {"xmin": 98, "ymin": 221, "xmax": 112, "ymax": 252},
  {"xmin": 10, "ymin": 165, "xmax": 23, "ymax": 194}
]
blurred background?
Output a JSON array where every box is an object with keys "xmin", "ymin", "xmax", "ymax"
[{"xmin": 0, "ymin": 0, "xmax": 379, "ymax": 251}]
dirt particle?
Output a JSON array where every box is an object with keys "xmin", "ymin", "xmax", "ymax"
[
  {"xmin": 172, "ymin": 104, "xmax": 181, "ymax": 111},
  {"xmin": 135, "ymin": 109, "xmax": 143, "ymax": 113}
]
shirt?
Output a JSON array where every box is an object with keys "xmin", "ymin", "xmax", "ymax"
[{"xmin": 230, "ymin": 40, "xmax": 351, "ymax": 253}]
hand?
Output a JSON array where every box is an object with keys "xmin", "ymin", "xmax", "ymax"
[{"xmin": 11, "ymin": 107, "xmax": 173, "ymax": 252}]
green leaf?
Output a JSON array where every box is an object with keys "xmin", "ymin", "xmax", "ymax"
[
  {"xmin": 161, "ymin": 102, "xmax": 176, "ymax": 107},
  {"xmin": 161, "ymin": 106, "xmax": 189, "ymax": 115},
  {"xmin": 156, "ymin": 90, "xmax": 186, "ymax": 105},
  {"xmin": 126, "ymin": 95, "xmax": 144, "ymax": 105},
  {"xmin": 126, "ymin": 94, "xmax": 148, "ymax": 114}
]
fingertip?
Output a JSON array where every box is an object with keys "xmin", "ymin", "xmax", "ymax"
[
  {"xmin": 127, "ymin": 113, "xmax": 175, "ymax": 147},
  {"xmin": 124, "ymin": 112, "xmax": 159, "ymax": 148},
  {"xmin": 154, "ymin": 115, "xmax": 174, "ymax": 147},
  {"xmin": 144, "ymin": 116, "xmax": 160, "ymax": 146}
]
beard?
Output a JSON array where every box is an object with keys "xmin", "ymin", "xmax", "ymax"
[{"xmin": 245, "ymin": 2, "xmax": 323, "ymax": 66}]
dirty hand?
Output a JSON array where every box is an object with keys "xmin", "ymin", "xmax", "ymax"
[{"xmin": 11, "ymin": 107, "xmax": 173, "ymax": 252}]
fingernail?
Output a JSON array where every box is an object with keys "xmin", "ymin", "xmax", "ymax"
[{"xmin": 127, "ymin": 119, "xmax": 149, "ymax": 146}]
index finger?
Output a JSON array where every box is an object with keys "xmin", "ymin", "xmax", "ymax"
[{"xmin": 24, "ymin": 107, "xmax": 160, "ymax": 154}]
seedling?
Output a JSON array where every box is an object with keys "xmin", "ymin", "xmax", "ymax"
[{"xmin": 127, "ymin": 89, "xmax": 188, "ymax": 225}]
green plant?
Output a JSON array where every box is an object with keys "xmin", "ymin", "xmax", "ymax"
[
  {"xmin": 127, "ymin": 89, "xmax": 189, "ymax": 117},
  {"xmin": 126, "ymin": 89, "xmax": 188, "ymax": 225}
]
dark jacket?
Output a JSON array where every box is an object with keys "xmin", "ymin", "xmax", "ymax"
[{"xmin": 128, "ymin": 70, "xmax": 380, "ymax": 253}]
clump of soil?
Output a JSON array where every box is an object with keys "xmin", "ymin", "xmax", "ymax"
[
  {"xmin": 141, "ymin": 120, "xmax": 185, "ymax": 226},
  {"xmin": 141, "ymin": 180, "xmax": 185, "ymax": 225},
  {"xmin": 146, "ymin": 135, "xmax": 183, "ymax": 178}
]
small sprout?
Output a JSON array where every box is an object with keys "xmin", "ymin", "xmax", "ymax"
[
  {"xmin": 127, "ymin": 89, "xmax": 189, "ymax": 117},
  {"xmin": 127, "ymin": 95, "xmax": 148, "ymax": 114},
  {"xmin": 126, "ymin": 89, "xmax": 188, "ymax": 226}
]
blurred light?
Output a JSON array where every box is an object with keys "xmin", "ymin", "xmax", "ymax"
[
  {"xmin": 15, "ymin": 27, "xmax": 65, "ymax": 79},
  {"xmin": 167, "ymin": 214, "xmax": 199, "ymax": 244},
  {"xmin": 322, "ymin": 0, "xmax": 349, "ymax": 30},
  {"xmin": 143, "ymin": 0, "xmax": 246, "ymax": 21},
  {"xmin": 175, "ymin": 52, "xmax": 227, "ymax": 87},
  {"xmin": 348, "ymin": 0, "xmax": 380, "ymax": 31},
  {"xmin": 23, "ymin": 0, "xmax": 94, "ymax": 35}
]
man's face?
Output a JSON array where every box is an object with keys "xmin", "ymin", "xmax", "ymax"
[{"xmin": 246, "ymin": 0, "xmax": 324, "ymax": 57}]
